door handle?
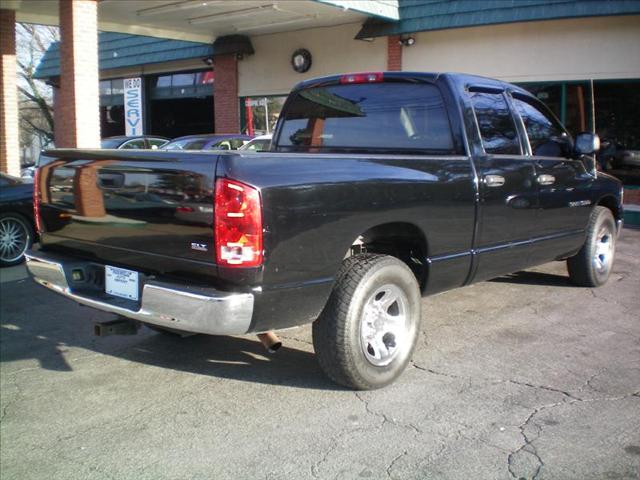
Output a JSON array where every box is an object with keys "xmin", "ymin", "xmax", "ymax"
[
  {"xmin": 537, "ymin": 174, "xmax": 556, "ymax": 186},
  {"xmin": 484, "ymin": 175, "xmax": 505, "ymax": 187}
]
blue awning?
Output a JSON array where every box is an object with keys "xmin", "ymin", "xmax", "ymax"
[
  {"xmin": 34, "ymin": 32, "xmax": 213, "ymax": 80},
  {"xmin": 356, "ymin": 0, "xmax": 640, "ymax": 38}
]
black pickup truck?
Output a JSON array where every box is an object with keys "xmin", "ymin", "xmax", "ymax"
[{"xmin": 27, "ymin": 72, "xmax": 623, "ymax": 389}]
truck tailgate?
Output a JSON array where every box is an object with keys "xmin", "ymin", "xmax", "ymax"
[{"xmin": 38, "ymin": 149, "xmax": 220, "ymax": 280}]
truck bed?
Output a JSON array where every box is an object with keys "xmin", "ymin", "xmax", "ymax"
[{"xmin": 38, "ymin": 149, "xmax": 222, "ymax": 285}]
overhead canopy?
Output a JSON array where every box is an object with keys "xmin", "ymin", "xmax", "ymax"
[
  {"xmin": 14, "ymin": 0, "xmax": 382, "ymax": 43},
  {"xmin": 356, "ymin": 0, "xmax": 640, "ymax": 39}
]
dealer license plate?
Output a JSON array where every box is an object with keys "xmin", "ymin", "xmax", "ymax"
[{"xmin": 105, "ymin": 265, "xmax": 139, "ymax": 301}]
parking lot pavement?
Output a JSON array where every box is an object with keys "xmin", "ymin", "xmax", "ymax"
[{"xmin": 1, "ymin": 230, "xmax": 639, "ymax": 480}]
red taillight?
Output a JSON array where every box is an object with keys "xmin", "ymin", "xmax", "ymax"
[
  {"xmin": 340, "ymin": 72, "xmax": 384, "ymax": 84},
  {"xmin": 214, "ymin": 178, "xmax": 263, "ymax": 267},
  {"xmin": 33, "ymin": 168, "xmax": 43, "ymax": 234}
]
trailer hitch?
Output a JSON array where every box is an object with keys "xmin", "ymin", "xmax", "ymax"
[{"xmin": 94, "ymin": 318, "xmax": 140, "ymax": 336}]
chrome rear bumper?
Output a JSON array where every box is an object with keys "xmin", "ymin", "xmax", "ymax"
[{"xmin": 25, "ymin": 250, "xmax": 254, "ymax": 335}]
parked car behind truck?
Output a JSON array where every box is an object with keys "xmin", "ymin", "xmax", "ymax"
[
  {"xmin": 26, "ymin": 72, "xmax": 622, "ymax": 389},
  {"xmin": 0, "ymin": 173, "xmax": 35, "ymax": 267}
]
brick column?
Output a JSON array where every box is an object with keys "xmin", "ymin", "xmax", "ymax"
[
  {"xmin": 0, "ymin": 9, "xmax": 20, "ymax": 176},
  {"xmin": 213, "ymin": 54, "xmax": 239, "ymax": 133},
  {"xmin": 387, "ymin": 35, "xmax": 402, "ymax": 71},
  {"xmin": 57, "ymin": 0, "xmax": 100, "ymax": 148}
]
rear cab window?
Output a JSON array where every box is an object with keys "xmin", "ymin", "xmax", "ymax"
[{"xmin": 276, "ymin": 82, "xmax": 458, "ymax": 155}]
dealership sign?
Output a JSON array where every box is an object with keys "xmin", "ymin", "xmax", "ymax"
[
  {"xmin": 245, "ymin": 98, "xmax": 268, "ymax": 107},
  {"xmin": 124, "ymin": 77, "xmax": 144, "ymax": 136}
]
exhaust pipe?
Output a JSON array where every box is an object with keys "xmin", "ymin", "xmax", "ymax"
[
  {"xmin": 94, "ymin": 318, "xmax": 140, "ymax": 336},
  {"xmin": 257, "ymin": 332, "xmax": 282, "ymax": 353}
]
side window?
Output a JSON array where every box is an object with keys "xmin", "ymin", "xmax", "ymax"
[
  {"xmin": 512, "ymin": 97, "xmax": 569, "ymax": 157},
  {"xmin": 209, "ymin": 141, "xmax": 231, "ymax": 150},
  {"xmin": 229, "ymin": 139, "xmax": 245, "ymax": 150},
  {"xmin": 184, "ymin": 140, "xmax": 207, "ymax": 150},
  {"xmin": 470, "ymin": 91, "xmax": 521, "ymax": 155},
  {"xmin": 120, "ymin": 139, "xmax": 146, "ymax": 150},
  {"xmin": 148, "ymin": 138, "xmax": 168, "ymax": 148}
]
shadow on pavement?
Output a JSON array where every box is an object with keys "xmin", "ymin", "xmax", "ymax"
[
  {"xmin": 489, "ymin": 270, "xmax": 573, "ymax": 287},
  {"xmin": 0, "ymin": 269, "xmax": 338, "ymax": 391},
  {"xmin": 117, "ymin": 333, "xmax": 339, "ymax": 390}
]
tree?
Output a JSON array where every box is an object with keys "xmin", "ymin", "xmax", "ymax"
[{"xmin": 16, "ymin": 23, "xmax": 59, "ymax": 152}]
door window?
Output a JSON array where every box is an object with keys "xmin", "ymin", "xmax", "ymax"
[
  {"xmin": 470, "ymin": 91, "xmax": 521, "ymax": 155},
  {"xmin": 148, "ymin": 138, "xmax": 168, "ymax": 149},
  {"xmin": 512, "ymin": 96, "xmax": 570, "ymax": 158},
  {"xmin": 120, "ymin": 139, "xmax": 146, "ymax": 149}
]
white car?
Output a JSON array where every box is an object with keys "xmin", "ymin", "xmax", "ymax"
[{"xmin": 239, "ymin": 134, "xmax": 272, "ymax": 152}]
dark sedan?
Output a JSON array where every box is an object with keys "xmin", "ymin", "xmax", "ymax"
[
  {"xmin": 161, "ymin": 134, "xmax": 252, "ymax": 151},
  {"xmin": 101, "ymin": 135, "xmax": 169, "ymax": 150},
  {"xmin": 0, "ymin": 173, "xmax": 35, "ymax": 266}
]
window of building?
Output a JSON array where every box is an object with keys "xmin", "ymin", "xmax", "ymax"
[
  {"xmin": 149, "ymin": 71, "xmax": 213, "ymax": 99},
  {"xmin": 195, "ymin": 71, "xmax": 214, "ymax": 84},
  {"xmin": 99, "ymin": 80, "xmax": 111, "ymax": 96},
  {"xmin": 469, "ymin": 91, "xmax": 520, "ymax": 155},
  {"xmin": 111, "ymin": 79, "xmax": 124, "ymax": 96},
  {"xmin": 517, "ymin": 79, "xmax": 640, "ymax": 177},
  {"xmin": 156, "ymin": 75, "xmax": 172, "ymax": 88},
  {"xmin": 242, "ymin": 95, "xmax": 287, "ymax": 136},
  {"xmin": 594, "ymin": 80, "xmax": 640, "ymax": 152},
  {"xmin": 276, "ymin": 83, "xmax": 455, "ymax": 154},
  {"xmin": 512, "ymin": 96, "xmax": 570, "ymax": 157},
  {"xmin": 99, "ymin": 78, "xmax": 125, "ymax": 107},
  {"xmin": 172, "ymin": 73, "xmax": 194, "ymax": 87},
  {"xmin": 517, "ymin": 82, "xmax": 590, "ymax": 136}
]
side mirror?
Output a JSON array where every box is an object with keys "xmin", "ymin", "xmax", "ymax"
[{"xmin": 575, "ymin": 132, "xmax": 600, "ymax": 155}]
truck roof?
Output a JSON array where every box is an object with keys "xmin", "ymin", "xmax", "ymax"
[{"xmin": 291, "ymin": 71, "xmax": 532, "ymax": 97}]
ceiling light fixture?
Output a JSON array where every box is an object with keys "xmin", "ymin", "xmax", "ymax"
[
  {"xmin": 189, "ymin": 4, "xmax": 276, "ymax": 25},
  {"xmin": 137, "ymin": 0, "xmax": 224, "ymax": 17},
  {"xmin": 399, "ymin": 36, "xmax": 416, "ymax": 47}
]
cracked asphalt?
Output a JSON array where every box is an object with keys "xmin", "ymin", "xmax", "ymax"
[{"xmin": 1, "ymin": 228, "xmax": 639, "ymax": 480}]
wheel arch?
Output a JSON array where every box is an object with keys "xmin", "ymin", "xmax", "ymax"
[
  {"xmin": 597, "ymin": 194, "xmax": 621, "ymax": 223},
  {"xmin": 345, "ymin": 221, "xmax": 429, "ymax": 291}
]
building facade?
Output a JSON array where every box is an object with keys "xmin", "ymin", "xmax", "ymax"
[{"xmin": 2, "ymin": 0, "xmax": 639, "ymax": 177}]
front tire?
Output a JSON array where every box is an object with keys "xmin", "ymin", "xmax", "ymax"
[
  {"xmin": 567, "ymin": 206, "xmax": 617, "ymax": 287},
  {"xmin": 312, "ymin": 254, "xmax": 421, "ymax": 390},
  {"xmin": 0, "ymin": 213, "xmax": 34, "ymax": 267}
]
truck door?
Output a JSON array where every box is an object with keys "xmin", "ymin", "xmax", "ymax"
[
  {"xmin": 510, "ymin": 94, "xmax": 593, "ymax": 263},
  {"xmin": 467, "ymin": 89, "xmax": 539, "ymax": 282}
]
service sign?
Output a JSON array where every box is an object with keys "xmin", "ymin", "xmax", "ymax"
[{"xmin": 124, "ymin": 77, "xmax": 144, "ymax": 136}]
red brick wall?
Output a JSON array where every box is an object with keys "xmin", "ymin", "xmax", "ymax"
[
  {"xmin": 214, "ymin": 54, "xmax": 239, "ymax": 134},
  {"xmin": 387, "ymin": 35, "xmax": 402, "ymax": 71},
  {"xmin": 0, "ymin": 9, "xmax": 20, "ymax": 176},
  {"xmin": 57, "ymin": 0, "xmax": 100, "ymax": 148},
  {"xmin": 624, "ymin": 188, "xmax": 640, "ymax": 205}
]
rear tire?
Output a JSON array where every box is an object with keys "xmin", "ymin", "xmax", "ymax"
[
  {"xmin": 312, "ymin": 254, "xmax": 421, "ymax": 390},
  {"xmin": 567, "ymin": 206, "xmax": 617, "ymax": 287}
]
